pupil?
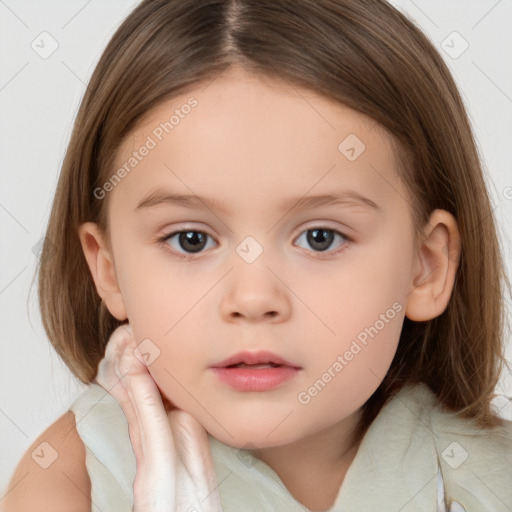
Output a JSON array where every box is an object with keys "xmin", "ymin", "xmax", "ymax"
[
  {"xmin": 179, "ymin": 231, "xmax": 206, "ymax": 253},
  {"xmin": 176, "ymin": 229, "xmax": 334, "ymax": 254},
  {"xmin": 307, "ymin": 229, "xmax": 333, "ymax": 251}
]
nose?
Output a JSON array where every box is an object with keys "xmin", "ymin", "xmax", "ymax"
[{"xmin": 220, "ymin": 259, "xmax": 291, "ymax": 323}]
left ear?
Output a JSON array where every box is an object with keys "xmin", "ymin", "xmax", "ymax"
[{"xmin": 405, "ymin": 209, "xmax": 462, "ymax": 321}]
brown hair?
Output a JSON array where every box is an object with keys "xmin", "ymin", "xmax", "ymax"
[{"xmin": 35, "ymin": 0, "xmax": 511, "ymax": 440}]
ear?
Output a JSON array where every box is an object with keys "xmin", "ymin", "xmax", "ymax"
[
  {"xmin": 405, "ymin": 209, "xmax": 461, "ymax": 321},
  {"xmin": 78, "ymin": 222, "xmax": 127, "ymax": 321}
]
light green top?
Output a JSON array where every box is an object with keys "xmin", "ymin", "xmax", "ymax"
[{"xmin": 68, "ymin": 382, "xmax": 512, "ymax": 511}]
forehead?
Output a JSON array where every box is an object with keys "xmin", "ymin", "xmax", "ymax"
[{"xmin": 110, "ymin": 67, "xmax": 406, "ymax": 212}]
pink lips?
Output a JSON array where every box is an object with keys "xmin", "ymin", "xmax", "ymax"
[
  {"xmin": 210, "ymin": 350, "xmax": 300, "ymax": 369},
  {"xmin": 210, "ymin": 350, "xmax": 301, "ymax": 392}
]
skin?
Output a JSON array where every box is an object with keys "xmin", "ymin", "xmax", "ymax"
[{"xmin": 79, "ymin": 66, "xmax": 461, "ymax": 511}]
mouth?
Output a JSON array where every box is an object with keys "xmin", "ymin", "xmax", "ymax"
[
  {"xmin": 210, "ymin": 350, "xmax": 301, "ymax": 369},
  {"xmin": 226, "ymin": 362, "xmax": 282, "ymax": 369},
  {"xmin": 210, "ymin": 363, "xmax": 300, "ymax": 392},
  {"xmin": 209, "ymin": 350, "xmax": 301, "ymax": 391}
]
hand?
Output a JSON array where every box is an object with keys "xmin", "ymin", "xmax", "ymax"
[{"xmin": 94, "ymin": 323, "xmax": 223, "ymax": 512}]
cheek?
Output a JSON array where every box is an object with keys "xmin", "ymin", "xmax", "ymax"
[
  {"xmin": 115, "ymin": 256, "xmax": 208, "ymax": 392},
  {"xmin": 295, "ymin": 253, "xmax": 406, "ymax": 348},
  {"xmin": 117, "ymin": 247, "xmax": 210, "ymax": 335},
  {"xmin": 143, "ymin": 333, "xmax": 211, "ymax": 413},
  {"xmin": 296, "ymin": 307, "xmax": 404, "ymax": 426},
  {"xmin": 291, "ymin": 239, "xmax": 408, "ymax": 392}
]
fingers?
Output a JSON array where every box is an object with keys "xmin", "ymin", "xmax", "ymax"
[
  {"xmin": 170, "ymin": 410, "xmax": 223, "ymax": 511},
  {"xmin": 95, "ymin": 323, "xmax": 135, "ymax": 391},
  {"xmin": 126, "ymin": 371, "xmax": 177, "ymax": 471},
  {"xmin": 94, "ymin": 323, "xmax": 177, "ymax": 487},
  {"xmin": 94, "ymin": 324, "xmax": 146, "ymax": 466},
  {"xmin": 123, "ymin": 360, "xmax": 178, "ymax": 511},
  {"xmin": 94, "ymin": 325, "xmax": 223, "ymax": 511}
]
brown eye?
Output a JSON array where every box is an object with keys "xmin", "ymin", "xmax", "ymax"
[
  {"xmin": 161, "ymin": 230, "xmax": 215, "ymax": 256},
  {"xmin": 295, "ymin": 227, "xmax": 349, "ymax": 254}
]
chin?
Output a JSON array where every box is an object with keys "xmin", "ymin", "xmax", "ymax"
[{"xmin": 205, "ymin": 425, "xmax": 298, "ymax": 451}]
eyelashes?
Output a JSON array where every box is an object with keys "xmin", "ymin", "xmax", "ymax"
[
  {"xmin": 157, "ymin": 225, "xmax": 352, "ymax": 260},
  {"xmin": 294, "ymin": 227, "xmax": 350, "ymax": 254},
  {"xmin": 159, "ymin": 230, "xmax": 215, "ymax": 257}
]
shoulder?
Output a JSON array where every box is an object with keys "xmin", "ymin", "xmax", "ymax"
[
  {"xmin": 428, "ymin": 391, "xmax": 512, "ymax": 462},
  {"xmin": 385, "ymin": 383, "xmax": 512, "ymax": 471},
  {"xmin": 417, "ymin": 386, "xmax": 512, "ymax": 510},
  {"xmin": 388, "ymin": 384, "xmax": 512, "ymax": 509},
  {"xmin": 1, "ymin": 410, "xmax": 91, "ymax": 512},
  {"xmin": 397, "ymin": 383, "xmax": 512, "ymax": 458}
]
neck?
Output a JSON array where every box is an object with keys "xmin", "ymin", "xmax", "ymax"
[{"xmin": 250, "ymin": 408, "xmax": 363, "ymax": 511}]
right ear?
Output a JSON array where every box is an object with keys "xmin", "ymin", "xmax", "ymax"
[{"xmin": 78, "ymin": 222, "xmax": 127, "ymax": 321}]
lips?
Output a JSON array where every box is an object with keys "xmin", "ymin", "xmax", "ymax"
[
  {"xmin": 210, "ymin": 351, "xmax": 301, "ymax": 392},
  {"xmin": 229, "ymin": 362, "xmax": 280, "ymax": 369},
  {"xmin": 210, "ymin": 350, "xmax": 300, "ymax": 369}
]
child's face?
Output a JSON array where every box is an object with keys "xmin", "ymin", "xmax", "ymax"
[{"xmin": 95, "ymin": 67, "xmax": 420, "ymax": 448}]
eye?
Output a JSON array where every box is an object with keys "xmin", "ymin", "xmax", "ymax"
[
  {"xmin": 294, "ymin": 226, "xmax": 350, "ymax": 254},
  {"xmin": 158, "ymin": 225, "xmax": 351, "ymax": 259},
  {"xmin": 159, "ymin": 229, "xmax": 216, "ymax": 257}
]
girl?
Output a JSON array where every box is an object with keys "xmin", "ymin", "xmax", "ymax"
[{"xmin": 5, "ymin": 0, "xmax": 512, "ymax": 511}]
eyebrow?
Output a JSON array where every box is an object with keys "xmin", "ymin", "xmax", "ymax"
[{"xmin": 135, "ymin": 188, "xmax": 381, "ymax": 214}]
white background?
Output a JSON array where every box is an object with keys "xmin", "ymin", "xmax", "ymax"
[{"xmin": 1, "ymin": 0, "xmax": 511, "ymax": 497}]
